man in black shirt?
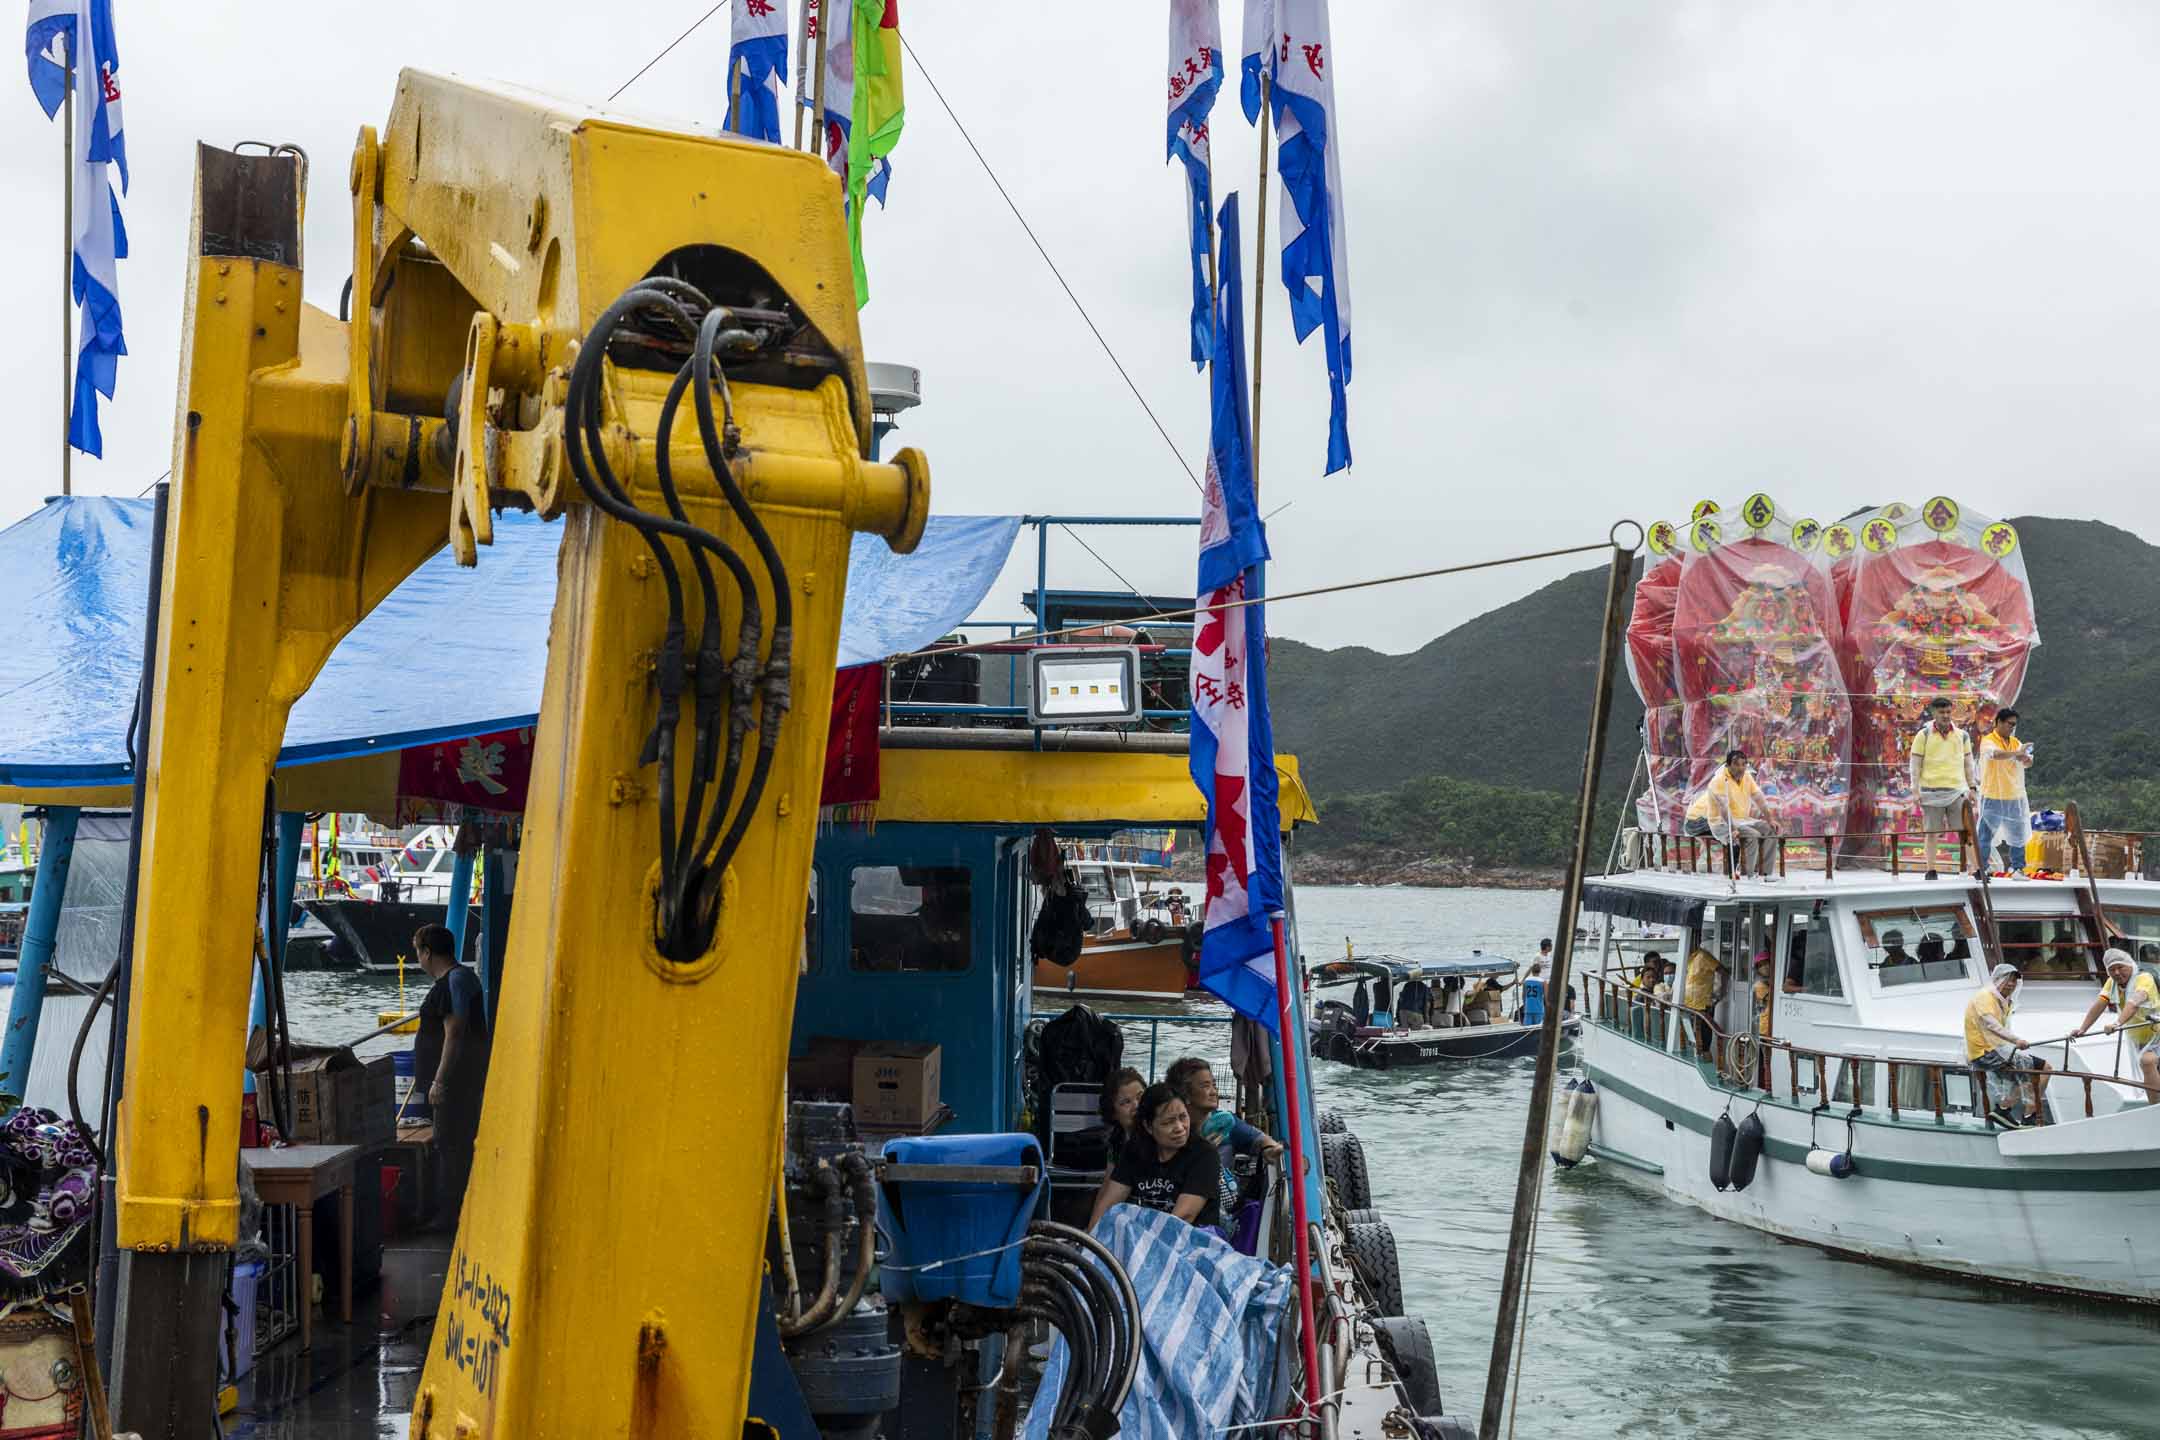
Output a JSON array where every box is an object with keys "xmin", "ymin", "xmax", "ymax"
[
  {"xmin": 1088, "ymin": 1084, "xmax": 1220, "ymax": 1231},
  {"xmin": 411, "ymin": 922, "xmax": 492, "ymax": 1224}
]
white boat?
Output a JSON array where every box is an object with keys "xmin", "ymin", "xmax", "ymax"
[{"xmin": 1574, "ymin": 844, "xmax": 2160, "ymax": 1302}]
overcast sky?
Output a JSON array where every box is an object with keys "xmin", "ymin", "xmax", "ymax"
[{"xmin": 6, "ymin": 1, "xmax": 2160, "ymax": 654}]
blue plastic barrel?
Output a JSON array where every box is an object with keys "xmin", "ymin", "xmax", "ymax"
[
  {"xmin": 392, "ymin": 1049, "xmax": 429, "ymax": 1121},
  {"xmin": 877, "ymin": 1133, "xmax": 1044, "ymax": 1308}
]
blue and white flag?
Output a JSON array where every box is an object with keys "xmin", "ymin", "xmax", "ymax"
[
  {"xmin": 819, "ymin": 9, "xmax": 890, "ymax": 207},
  {"xmin": 725, "ymin": 0, "xmax": 788, "ymax": 145},
  {"xmin": 28, "ymin": 0, "xmax": 128, "ymax": 458},
  {"xmin": 1167, "ymin": 0, "xmax": 1222, "ymax": 370},
  {"xmin": 1190, "ymin": 193, "xmax": 1284, "ymax": 1029},
  {"xmin": 1268, "ymin": 0, "xmax": 1351, "ymax": 474},
  {"xmin": 1238, "ymin": 0, "xmax": 1273, "ymax": 124}
]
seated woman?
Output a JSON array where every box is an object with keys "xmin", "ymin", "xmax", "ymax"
[
  {"xmin": 1088, "ymin": 1083, "xmax": 1220, "ymax": 1231},
  {"xmin": 1098, "ymin": 1067, "xmax": 1145, "ymax": 1170},
  {"xmin": 1165, "ymin": 1057, "xmax": 1283, "ymax": 1237}
]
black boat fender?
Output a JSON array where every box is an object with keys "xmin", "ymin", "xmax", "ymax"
[
  {"xmin": 1371, "ymin": 1315, "xmax": 1444, "ymax": 1416},
  {"xmin": 1345, "ymin": 1218, "xmax": 1406, "ymax": 1316},
  {"xmin": 1727, "ymin": 1113, "xmax": 1766, "ymax": 1192},
  {"xmin": 1320, "ymin": 1131, "xmax": 1373, "ymax": 1210},
  {"xmin": 1709, "ymin": 1111, "xmax": 1736, "ymax": 1192},
  {"xmin": 1318, "ymin": 1109, "xmax": 1347, "ymax": 1136}
]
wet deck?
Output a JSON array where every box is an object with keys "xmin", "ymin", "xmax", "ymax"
[{"xmin": 225, "ymin": 1233, "xmax": 450, "ymax": 1439}]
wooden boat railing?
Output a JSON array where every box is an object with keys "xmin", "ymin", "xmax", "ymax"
[
  {"xmin": 1586, "ymin": 973, "xmax": 2160, "ymax": 1126},
  {"xmin": 1620, "ymin": 815, "xmax": 2152, "ymax": 885}
]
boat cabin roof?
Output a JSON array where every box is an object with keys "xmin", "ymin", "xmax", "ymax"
[{"xmin": 1311, "ymin": 953, "xmax": 1516, "ymax": 986}]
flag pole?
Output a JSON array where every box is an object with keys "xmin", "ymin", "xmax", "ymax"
[
  {"xmin": 809, "ymin": 0, "xmax": 831, "ymax": 157},
  {"xmin": 791, "ymin": 0, "xmax": 813, "ymax": 149},
  {"xmin": 727, "ymin": 58, "xmax": 744, "ymax": 135},
  {"xmin": 60, "ymin": 58, "xmax": 74, "ymax": 497},
  {"xmin": 1249, "ymin": 71, "xmax": 1271, "ymax": 487},
  {"xmin": 1271, "ymin": 913, "xmax": 1324, "ymax": 1424}
]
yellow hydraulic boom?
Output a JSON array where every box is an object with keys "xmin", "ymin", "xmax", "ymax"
[{"xmin": 110, "ymin": 71, "xmax": 926, "ymax": 1436}]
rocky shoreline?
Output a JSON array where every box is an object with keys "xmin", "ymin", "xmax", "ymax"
[{"xmin": 1169, "ymin": 848, "xmax": 1564, "ymax": 891}]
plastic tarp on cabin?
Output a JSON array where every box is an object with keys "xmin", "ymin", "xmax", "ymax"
[{"xmin": 0, "ymin": 498, "xmax": 1022, "ymax": 789}]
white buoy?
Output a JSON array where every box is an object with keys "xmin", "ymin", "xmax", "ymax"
[
  {"xmin": 1805, "ymin": 1148, "xmax": 1856, "ymax": 1179},
  {"xmin": 1550, "ymin": 1079, "xmax": 1598, "ymax": 1168}
]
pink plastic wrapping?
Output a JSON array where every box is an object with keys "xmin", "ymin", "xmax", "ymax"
[
  {"xmin": 1630, "ymin": 500, "xmax": 1850, "ymax": 837},
  {"xmin": 1836, "ymin": 499, "xmax": 2038, "ymax": 844},
  {"xmin": 1623, "ymin": 495, "xmax": 2039, "ymax": 853}
]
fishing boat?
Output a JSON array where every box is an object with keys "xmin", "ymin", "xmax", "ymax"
[
  {"xmin": 1029, "ymin": 853, "xmax": 1201, "ymax": 1002},
  {"xmin": 1309, "ymin": 951, "xmax": 1580, "ymax": 1067},
  {"xmin": 296, "ymin": 822, "xmax": 480, "ymax": 971}
]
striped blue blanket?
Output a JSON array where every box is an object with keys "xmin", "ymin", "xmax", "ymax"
[{"xmin": 1023, "ymin": 1206, "xmax": 1294, "ymax": 1440}]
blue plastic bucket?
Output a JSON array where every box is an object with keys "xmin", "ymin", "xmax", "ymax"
[
  {"xmin": 392, "ymin": 1049, "xmax": 429, "ymax": 1121},
  {"xmin": 877, "ymin": 1133, "xmax": 1043, "ymax": 1308}
]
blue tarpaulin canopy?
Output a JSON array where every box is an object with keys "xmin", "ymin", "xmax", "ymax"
[{"xmin": 0, "ymin": 497, "xmax": 1021, "ymax": 790}]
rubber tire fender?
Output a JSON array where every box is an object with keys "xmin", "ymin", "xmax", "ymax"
[
  {"xmin": 1321, "ymin": 1131, "xmax": 1373, "ymax": 1210},
  {"xmin": 1709, "ymin": 1112, "xmax": 1735, "ymax": 1192},
  {"xmin": 1371, "ymin": 1314, "xmax": 1444, "ymax": 1416},
  {"xmin": 1140, "ymin": 918, "xmax": 1165, "ymax": 944},
  {"xmin": 1343, "ymin": 1206, "xmax": 1384, "ymax": 1228},
  {"xmin": 1727, "ymin": 1113, "xmax": 1765, "ymax": 1192},
  {"xmin": 1319, "ymin": 1109, "xmax": 1348, "ymax": 1136},
  {"xmin": 1345, "ymin": 1218, "xmax": 1406, "ymax": 1317}
]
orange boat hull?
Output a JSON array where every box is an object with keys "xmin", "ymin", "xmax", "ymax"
[{"xmin": 1032, "ymin": 935, "xmax": 1195, "ymax": 1001}]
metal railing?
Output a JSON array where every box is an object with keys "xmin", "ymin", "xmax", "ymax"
[
  {"xmin": 1100, "ymin": 1010, "xmax": 1234, "ymax": 1079},
  {"xmin": 1622, "ymin": 817, "xmax": 2152, "ymax": 884},
  {"xmin": 1586, "ymin": 972, "xmax": 2160, "ymax": 1126}
]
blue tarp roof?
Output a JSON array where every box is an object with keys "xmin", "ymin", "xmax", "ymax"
[{"xmin": 0, "ymin": 497, "xmax": 1020, "ymax": 789}]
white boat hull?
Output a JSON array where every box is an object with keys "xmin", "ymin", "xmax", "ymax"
[{"xmin": 1582, "ymin": 1026, "xmax": 2160, "ymax": 1302}]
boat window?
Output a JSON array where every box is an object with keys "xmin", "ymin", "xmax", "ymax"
[
  {"xmin": 1787, "ymin": 910, "xmax": 1842, "ymax": 998},
  {"xmin": 850, "ymin": 866, "xmax": 971, "ymax": 973},
  {"xmin": 2113, "ymin": 910, "xmax": 2160, "ymax": 976},
  {"xmin": 1994, "ymin": 915, "xmax": 2093, "ymax": 980},
  {"xmin": 1112, "ymin": 869, "xmax": 1136, "ymax": 900},
  {"xmin": 1078, "ymin": 870, "xmax": 1112, "ymax": 901},
  {"xmin": 1857, "ymin": 908, "xmax": 1974, "ymax": 988}
]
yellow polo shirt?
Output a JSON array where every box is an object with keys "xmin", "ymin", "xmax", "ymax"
[
  {"xmin": 1977, "ymin": 731, "xmax": 2028, "ymax": 803},
  {"xmin": 1911, "ymin": 724, "xmax": 1973, "ymax": 791},
  {"xmin": 2103, "ymin": 971, "xmax": 2160, "ymax": 1050},
  {"xmin": 1685, "ymin": 770, "xmax": 1765, "ymax": 823},
  {"xmin": 1683, "ymin": 948, "xmax": 1719, "ymax": 1010},
  {"xmin": 1964, "ymin": 984, "xmax": 2010, "ymax": 1061}
]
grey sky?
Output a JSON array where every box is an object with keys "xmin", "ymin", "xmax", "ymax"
[{"xmin": 4, "ymin": 2, "xmax": 2157, "ymax": 654}]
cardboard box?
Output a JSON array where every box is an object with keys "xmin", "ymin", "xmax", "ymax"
[
  {"xmin": 2087, "ymin": 835, "xmax": 2134, "ymax": 880},
  {"xmin": 853, "ymin": 1042, "xmax": 941, "ymax": 1130},
  {"xmin": 250, "ymin": 1040, "xmax": 394, "ymax": 1145}
]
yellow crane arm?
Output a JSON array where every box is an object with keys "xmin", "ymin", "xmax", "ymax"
[{"xmin": 111, "ymin": 71, "xmax": 927, "ymax": 1437}]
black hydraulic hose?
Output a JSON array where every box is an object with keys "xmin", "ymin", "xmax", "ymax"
[
  {"xmin": 1029, "ymin": 1221, "xmax": 1142, "ymax": 1412},
  {"xmin": 561, "ymin": 278, "xmax": 796, "ymax": 958},
  {"xmin": 649, "ymin": 354, "xmax": 761, "ymax": 900},
  {"xmin": 1031, "ymin": 1239, "xmax": 1131, "ymax": 1416},
  {"xmin": 65, "ymin": 969, "xmax": 115, "ymax": 1163},
  {"xmin": 778, "ymin": 1163, "xmax": 846, "ymax": 1337},
  {"xmin": 1019, "ymin": 1283, "xmax": 1093, "ymax": 1438},
  {"xmin": 1026, "ymin": 1253, "xmax": 1109, "ymax": 1408}
]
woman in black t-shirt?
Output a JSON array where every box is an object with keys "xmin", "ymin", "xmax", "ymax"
[{"xmin": 1087, "ymin": 1082, "xmax": 1221, "ymax": 1231}]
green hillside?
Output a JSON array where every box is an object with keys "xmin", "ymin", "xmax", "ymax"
[{"xmin": 1276, "ymin": 516, "xmax": 2160, "ymax": 865}]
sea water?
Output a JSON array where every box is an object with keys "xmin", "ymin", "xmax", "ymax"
[{"xmin": 283, "ymin": 885, "xmax": 2160, "ymax": 1438}]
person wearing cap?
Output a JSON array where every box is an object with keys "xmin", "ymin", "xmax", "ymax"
[
  {"xmin": 1909, "ymin": 698, "xmax": 1977, "ymax": 881},
  {"xmin": 1682, "ymin": 943, "xmax": 1724, "ymax": 1055},
  {"xmin": 1975, "ymin": 708, "xmax": 2035, "ymax": 877},
  {"xmin": 2073, "ymin": 950, "xmax": 2160, "ymax": 1097},
  {"xmin": 1683, "ymin": 749, "xmax": 1781, "ymax": 880},
  {"xmin": 1964, "ymin": 963, "xmax": 2052, "ymax": 1127}
]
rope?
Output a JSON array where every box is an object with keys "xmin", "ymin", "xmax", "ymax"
[
  {"xmin": 607, "ymin": 1, "xmax": 728, "ymax": 102},
  {"xmin": 878, "ymin": 1232, "xmax": 1031, "ymax": 1273},
  {"xmin": 885, "ymin": 538, "xmax": 1624, "ymax": 663}
]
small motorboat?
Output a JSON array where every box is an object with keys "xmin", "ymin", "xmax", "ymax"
[{"xmin": 1308, "ymin": 950, "xmax": 1581, "ymax": 1069}]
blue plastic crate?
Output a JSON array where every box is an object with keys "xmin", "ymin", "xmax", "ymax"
[{"xmin": 877, "ymin": 1133, "xmax": 1043, "ymax": 1308}]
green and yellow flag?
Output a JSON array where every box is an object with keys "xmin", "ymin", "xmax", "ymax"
[{"xmin": 848, "ymin": 0, "xmax": 904, "ymax": 305}]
